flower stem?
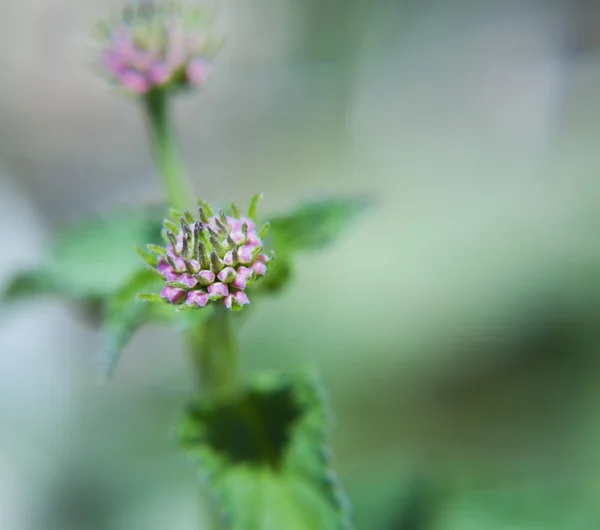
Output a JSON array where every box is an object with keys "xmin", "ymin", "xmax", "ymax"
[
  {"xmin": 143, "ymin": 90, "xmax": 195, "ymax": 212},
  {"xmin": 187, "ymin": 306, "xmax": 241, "ymax": 396}
]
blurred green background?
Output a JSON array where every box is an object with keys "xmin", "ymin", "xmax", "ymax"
[{"xmin": 2, "ymin": 0, "xmax": 600, "ymax": 528}]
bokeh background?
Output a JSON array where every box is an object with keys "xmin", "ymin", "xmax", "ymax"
[{"xmin": 2, "ymin": 0, "xmax": 600, "ymax": 528}]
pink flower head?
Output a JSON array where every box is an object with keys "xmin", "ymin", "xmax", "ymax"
[
  {"xmin": 142, "ymin": 197, "xmax": 271, "ymax": 311},
  {"xmin": 95, "ymin": 2, "xmax": 221, "ymax": 96}
]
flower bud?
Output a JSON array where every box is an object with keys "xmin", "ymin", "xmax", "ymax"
[
  {"xmin": 95, "ymin": 2, "xmax": 221, "ymax": 96},
  {"xmin": 145, "ymin": 197, "xmax": 271, "ymax": 311}
]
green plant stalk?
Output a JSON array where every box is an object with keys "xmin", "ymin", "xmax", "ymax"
[
  {"xmin": 187, "ymin": 305, "xmax": 241, "ymax": 396},
  {"xmin": 143, "ymin": 90, "xmax": 240, "ymax": 529},
  {"xmin": 144, "ymin": 90, "xmax": 195, "ymax": 212},
  {"xmin": 143, "ymin": 91, "xmax": 241, "ymax": 394}
]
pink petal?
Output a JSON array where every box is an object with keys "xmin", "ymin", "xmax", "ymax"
[
  {"xmin": 251, "ymin": 261, "xmax": 267, "ymax": 276},
  {"xmin": 232, "ymin": 266, "xmax": 251, "ymax": 289},
  {"xmin": 218, "ymin": 267, "xmax": 236, "ymax": 283},
  {"xmin": 186, "ymin": 58, "xmax": 210, "ymax": 85},
  {"xmin": 160, "ymin": 286, "xmax": 186, "ymax": 304},
  {"xmin": 179, "ymin": 273, "xmax": 197, "ymax": 288},
  {"xmin": 187, "ymin": 290, "xmax": 209, "ymax": 307},
  {"xmin": 208, "ymin": 282, "xmax": 229, "ymax": 299},
  {"xmin": 233, "ymin": 291, "xmax": 250, "ymax": 306},
  {"xmin": 119, "ymin": 70, "xmax": 149, "ymax": 94},
  {"xmin": 148, "ymin": 62, "xmax": 171, "ymax": 85},
  {"xmin": 222, "ymin": 295, "xmax": 233, "ymax": 309},
  {"xmin": 238, "ymin": 245, "xmax": 254, "ymax": 265},
  {"xmin": 197, "ymin": 270, "xmax": 215, "ymax": 285},
  {"xmin": 157, "ymin": 260, "xmax": 171, "ymax": 274}
]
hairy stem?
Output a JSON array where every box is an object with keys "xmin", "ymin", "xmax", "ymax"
[{"xmin": 144, "ymin": 91, "xmax": 195, "ymax": 212}]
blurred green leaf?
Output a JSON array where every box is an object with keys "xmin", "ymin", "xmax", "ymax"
[
  {"xmin": 2, "ymin": 270, "xmax": 59, "ymax": 302},
  {"xmin": 2, "ymin": 208, "xmax": 163, "ymax": 303},
  {"xmin": 100, "ymin": 268, "xmax": 171, "ymax": 376},
  {"xmin": 347, "ymin": 464, "xmax": 432, "ymax": 530},
  {"xmin": 432, "ymin": 478, "xmax": 600, "ymax": 530},
  {"xmin": 179, "ymin": 369, "xmax": 353, "ymax": 530},
  {"xmin": 255, "ymin": 196, "xmax": 369, "ymax": 295},
  {"xmin": 100, "ymin": 268, "xmax": 214, "ymax": 376},
  {"xmin": 268, "ymin": 197, "xmax": 369, "ymax": 254}
]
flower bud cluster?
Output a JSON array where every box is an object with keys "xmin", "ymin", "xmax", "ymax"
[
  {"xmin": 95, "ymin": 2, "xmax": 220, "ymax": 95},
  {"xmin": 144, "ymin": 201, "xmax": 270, "ymax": 311}
]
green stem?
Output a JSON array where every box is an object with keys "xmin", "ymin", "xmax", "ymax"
[
  {"xmin": 187, "ymin": 305, "xmax": 241, "ymax": 396},
  {"xmin": 143, "ymin": 91, "xmax": 195, "ymax": 212}
]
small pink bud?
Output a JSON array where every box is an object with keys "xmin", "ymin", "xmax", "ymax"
[
  {"xmin": 148, "ymin": 62, "xmax": 171, "ymax": 85},
  {"xmin": 208, "ymin": 282, "xmax": 229, "ymax": 300},
  {"xmin": 165, "ymin": 270, "xmax": 180, "ymax": 282},
  {"xmin": 232, "ymin": 291, "xmax": 250, "ymax": 306},
  {"xmin": 173, "ymin": 257, "xmax": 186, "ymax": 272},
  {"xmin": 187, "ymin": 259, "xmax": 200, "ymax": 273},
  {"xmin": 129, "ymin": 48, "xmax": 154, "ymax": 71},
  {"xmin": 218, "ymin": 267, "xmax": 236, "ymax": 283},
  {"xmin": 186, "ymin": 58, "xmax": 210, "ymax": 85},
  {"xmin": 223, "ymin": 251, "xmax": 235, "ymax": 266},
  {"xmin": 179, "ymin": 273, "xmax": 197, "ymax": 288},
  {"xmin": 241, "ymin": 217, "xmax": 256, "ymax": 230},
  {"xmin": 256, "ymin": 254, "xmax": 269, "ymax": 264},
  {"xmin": 119, "ymin": 70, "xmax": 149, "ymax": 94},
  {"xmin": 157, "ymin": 260, "xmax": 171, "ymax": 274},
  {"xmin": 96, "ymin": 4, "xmax": 220, "ymax": 96},
  {"xmin": 232, "ymin": 266, "xmax": 251, "ymax": 289},
  {"xmin": 160, "ymin": 286, "xmax": 186, "ymax": 304},
  {"xmin": 187, "ymin": 290, "xmax": 209, "ymax": 307},
  {"xmin": 246, "ymin": 233, "xmax": 261, "ymax": 246},
  {"xmin": 230, "ymin": 231, "xmax": 246, "ymax": 245},
  {"xmin": 251, "ymin": 261, "xmax": 267, "ymax": 276},
  {"xmin": 197, "ymin": 270, "xmax": 215, "ymax": 286},
  {"xmin": 222, "ymin": 295, "xmax": 233, "ymax": 309},
  {"xmin": 238, "ymin": 245, "xmax": 254, "ymax": 264}
]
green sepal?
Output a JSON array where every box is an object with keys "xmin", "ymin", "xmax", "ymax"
[
  {"xmin": 176, "ymin": 303, "xmax": 204, "ymax": 313},
  {"xmin": 168, "ymin": 207, "xmax": 185, "ymax": 222},
  {"xmin": 183, "ymin": 209, "xmax": 195, "ymax": 225},
  {"xmin": 199, "ymin": 199, "xmax": 214, "ymax": 218},
  {"xmin": 145, "ymin": 265, "xmax": 167, "ymax": 280},
  {"xmin": 137, "ymin": 293, "xmax": 164, "ymax": 303},
  {"xmin": 136, "ymin": 245, "xmax": 158, "ymax": 267},
  {"xmin": 247, "ymin": 193, "xmax": 263, "ymax": 221},
  {"xmin": 146, "ymin": 244, "xmax": 167, "ymax": 256},
  {"xmin": 163, "ymin": 219, "xmax": 180, "ymax": 235},
  {"xmin": 258, "ymin": 222, "xmax": 270, "ymax": 240},
  {"xmin": 166, "ymin": 281, "xmax": 191, "ymax": 290},
  {"xmin": 179, "ymin": 368, "xmax": 353, "ymax": 530}
]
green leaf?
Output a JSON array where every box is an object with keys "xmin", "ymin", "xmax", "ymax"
[
  {"xmin": 50, "ymin": 209, "xmax": 164, "ymax": 298},
  {"xmin": 1, "ymin": 270, "xmax": 59, "ymax": 302},
  {"xmin": 267, "ymin": 197, "xmax": 370, "ymax": 254},
  {"xmin": 100, "ymin": 268, "xmax": 214, "ymax": 376},
  {"xmin": 179, "ymin": 369, "xmax": 352, "ymax": 530},
  {"xmin": 252, "ymin": 197, "xmax": 369, "ymax": 296},
  {"xmin": 99, "ymin": 268, "xmax": 173, "ymax": 376},
  {"xmin": 2, "ymin": 208, "xmax": 163, "ymax": 303}
]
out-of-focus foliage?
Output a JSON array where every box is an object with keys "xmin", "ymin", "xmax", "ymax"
[
  {"xmin": 100, "ymin": 268, "xmax": 175, "ymax": 376},
  {"xmin": 2, "ymin": 208, "xmax": 162, "ymax": 301},
  {"xmin": 179, "ymin": 369, "xmax": 352, "ymax": 530},
  {"xmin": 258, "ymin": 197, "xmax": 369, "ymax": 294}
]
